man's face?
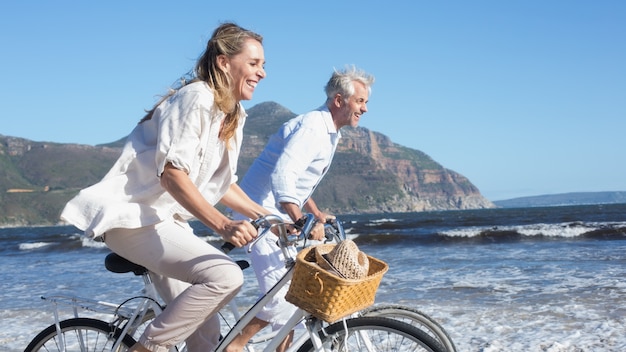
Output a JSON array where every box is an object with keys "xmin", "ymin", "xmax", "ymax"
[{"xmin": 334, "ymin": 81, "xmax": 369, "ymax": 129}]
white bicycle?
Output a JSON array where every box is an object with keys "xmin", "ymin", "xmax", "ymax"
[{"xmin": 25, "ymin": 214, "xmax": 449, "ymax": 352}]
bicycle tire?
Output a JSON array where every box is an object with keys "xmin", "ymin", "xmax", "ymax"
[
  {"xmin": 296, "ymin": 316, "xmax": 445, "ymax": 352},
  {"xmin": 24, "ymin": 317, "xmax": 136, "ymax": 352},
  {"xmin": 361, "ymin": 304, "xmax": 457, "ymax": 352}
]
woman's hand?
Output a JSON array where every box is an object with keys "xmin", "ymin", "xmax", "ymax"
[{"xmin": 221, "ymin": 220, "xmax": 258, "ymax": 247}]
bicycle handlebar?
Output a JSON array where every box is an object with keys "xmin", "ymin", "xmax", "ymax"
[{"xmin": 221, "ymin": 213, "xmax": 346, "ymax": 254}]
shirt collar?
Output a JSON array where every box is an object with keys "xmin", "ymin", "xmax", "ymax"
[{"xmin": 319, "ymin": 105, "xmax": 339, "ymax": 135}]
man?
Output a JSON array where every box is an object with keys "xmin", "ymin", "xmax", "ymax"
[{"xmin": 226, "ymin": 65, "xmax": 375, "ymax": 352}]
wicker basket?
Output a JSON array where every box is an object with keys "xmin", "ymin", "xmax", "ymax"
[{"xmin": 285, "ymin": 243, "xmax": 389, "ymax": 322}]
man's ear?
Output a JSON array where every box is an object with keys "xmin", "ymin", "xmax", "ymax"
[{"xmin": 333, "ymin": 94, "xmax": 343, "ymax": 108}]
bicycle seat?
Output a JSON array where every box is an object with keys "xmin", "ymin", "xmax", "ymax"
[
  {"xmin": 105, "ymin": 252, "xmax": 148, "ymax": 276},
  {"xmin": 104, "ymin": 252, "xmax": 250, "ymax": 276}
]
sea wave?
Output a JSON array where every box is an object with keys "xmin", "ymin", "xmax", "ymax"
[
  {"xmin": 351, "ymin": 221, "xmax": 626, "ymax": 246},
  {"xmin": 441, "ymin": 221, "xmax": 626, "ymax": 239},
  {"xmin": 6, "ymin": 212, "xmax": 626, "ymax": 254}
]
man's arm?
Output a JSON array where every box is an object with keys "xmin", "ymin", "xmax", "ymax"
[
  {"xmin": 280, "ymin": 200, "xmax": 326, "ymax": 241},
  {"xmin": 303, "ymin": 198, "xmax": 333, "ymax": 223}
]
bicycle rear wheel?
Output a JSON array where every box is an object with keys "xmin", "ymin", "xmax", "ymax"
[
  {"xmin": 25, "ymin": 317, "xmax": 136, "ymax": 352},
  {"xmin": 361, "ymin": 304, "xmax": 457, "ymax": 351},
  {"xmin": 297, "ymin": 316, "xmax": 445, "ymax": 352}
]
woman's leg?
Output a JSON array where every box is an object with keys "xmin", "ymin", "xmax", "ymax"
[
  {"xmin": 105, "ymin": 220, "xmax": 243, "ymax": 352},
  {"xmin": 149, "ymin": 273, "xmax": 222, "ymax": 352}
]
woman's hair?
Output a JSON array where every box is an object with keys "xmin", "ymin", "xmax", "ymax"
[
  {"xmin": 324, "ymin": 65, "xmax": 375, "ymax": 104},
  {"xmin": 140, "ymin": 22, "xmax": 263, "ymax": 144}
]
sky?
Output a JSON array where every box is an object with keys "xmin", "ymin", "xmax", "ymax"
[{"xmin": 1, "ymin": 1, "xmax": 624, "ymax": 201}]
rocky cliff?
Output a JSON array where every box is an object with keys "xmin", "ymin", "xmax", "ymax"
[
  {"xmin": 0, "ymin": 101, "xmax": 494, "ymax": 226},
  {"xmin": 335, "ymin": 127, "xmax": 492, "ymax": 212}
]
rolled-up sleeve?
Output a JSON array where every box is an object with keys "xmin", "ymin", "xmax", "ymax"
[
  {"xmin": 154, "ymin": 89, "xmax": 210, "ymax": 176},
  {"xmin": 271, "ymin": 123, "xmax": 325, "ymax": 208}
]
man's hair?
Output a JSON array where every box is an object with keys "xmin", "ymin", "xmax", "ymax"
[{"xmin": 325, "ymin": 65, "xmax": 375, "ymax": 103}]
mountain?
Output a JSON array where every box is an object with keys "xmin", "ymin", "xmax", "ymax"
[
  {"xmin": 0, "ymin": 101, "xmax": 494, "ymax": 227},
  {"xmin": 493, "ymin": 191, "xmax": 626, "ymax": 208}
]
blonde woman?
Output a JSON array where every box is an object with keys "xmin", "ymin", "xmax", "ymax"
[{"xmin": 61, "ymin": 23, "xmax": 271, "ymax": 352}]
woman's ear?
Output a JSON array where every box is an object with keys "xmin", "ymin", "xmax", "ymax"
[{"xmin": 217, "ymin": 54, "xmax": 230, "ymax": 72}]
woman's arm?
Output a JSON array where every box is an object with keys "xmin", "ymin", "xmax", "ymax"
[
  {"xmin": 160, "ymin": 163, "xmax": 257, "ymax": 247},
  {"xmin": 220, "ymin": 183, "xmax": 271, "ymax": 220}
]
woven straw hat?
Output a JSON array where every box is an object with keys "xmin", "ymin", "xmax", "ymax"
[{"xmin": 315, "ymin": 240, "xmax": 370, "ymax": 280}]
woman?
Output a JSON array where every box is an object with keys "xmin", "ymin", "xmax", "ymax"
[{"xmin": 61, "ymin": 22, "xmax": 271, "ymax": 352}]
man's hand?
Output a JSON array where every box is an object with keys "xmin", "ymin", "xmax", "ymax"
[{"xmin": 309, "ymin": 221, "xmax": 326, "ymax": 241}]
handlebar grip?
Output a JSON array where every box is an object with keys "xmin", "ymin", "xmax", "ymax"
[
  {"xmin": 221, "ymin": 219, "xmax": 261, "ymax": 254},
  {"xmin": 221, "ymin": 242, "xmax": 236, "ymax": 254}
]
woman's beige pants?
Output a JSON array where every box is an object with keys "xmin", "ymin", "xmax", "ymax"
[{"xmin": 105, "ymin": 220, "xmax": 243, "ymax": 352}]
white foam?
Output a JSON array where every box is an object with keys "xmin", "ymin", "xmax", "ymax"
[
  {"xmin": 81, "ymin": 237, "xmax": 107, "ymax": 249},
  {"xmin": 18, "ymin": 242, "xmax": 53, "ymax": 250},
  {"xmin": 515, "ymin": 223, "xmax": 594, "ymax": 238},
  {"xmin": 368, "ymin": 218, "xmax": 400, "ymax": 224},
  {"xmin": 364, "ymin": 218, "xmax": 401, "ymax": 227}
]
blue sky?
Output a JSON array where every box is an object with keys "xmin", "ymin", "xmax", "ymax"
[{"xmin": 1, "ymin": 1, "xmax": 624, "ymax": 201}]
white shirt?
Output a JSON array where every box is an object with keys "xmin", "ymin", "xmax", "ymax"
[
  {"xmin": 238, "ymin": 106, "xmax": 339, "ymax": 218},
  {"xmin": 61, "ymin": 81, "xmax": 246, "ymax": 238}
]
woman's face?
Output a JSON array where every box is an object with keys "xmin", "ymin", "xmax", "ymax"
[{"xmin": 224, "ymin": 38, "xmax": 266, "ymax": 101}]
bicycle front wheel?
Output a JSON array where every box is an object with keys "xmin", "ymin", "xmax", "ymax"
[
  {"xmin": 361, "ymin": 304, "xmax": 457, "ymax": 352},
  {"xmin": 297, "ymin": 316, "xmax": 445, "ymax": 352},
  {"xmin": 25, "ymin": 317, "xmax": 136, "ymax": 352}
]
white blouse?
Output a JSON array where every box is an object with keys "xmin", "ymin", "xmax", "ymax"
[{"xmin": 61, "ymin": 81, "xmax": 246, "ymax": 238}]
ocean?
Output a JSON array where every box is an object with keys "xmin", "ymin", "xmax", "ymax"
[{"xmin": 2, "ymin": 203, "xmax": 625, "ymax": 352}]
